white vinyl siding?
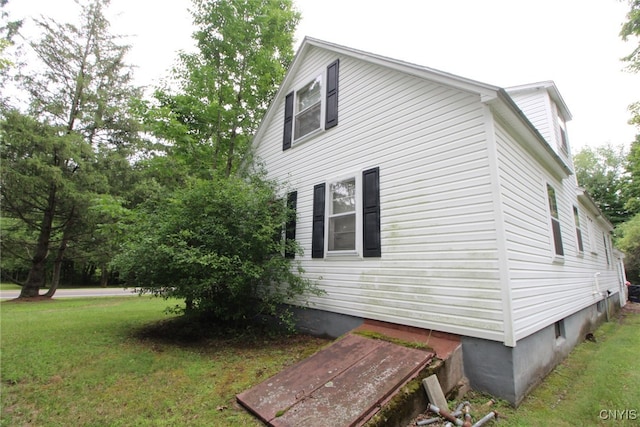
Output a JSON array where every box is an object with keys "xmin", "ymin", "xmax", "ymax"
[
  {"xmin": 494, "ymin": 120, "xmax": 617, "ymax": 341},
  {"xmin": 253, "ymin": 43, "xmax": 620, "ymax": 346},
  {"xmin": 254, "ymin": 47, "xmax": 503, "ymax": 341},
  {"xmin": 508, "ymin": 88, "xmax": 572, "ymax": 162},
  {"xmin": 508, "ymin": 90, "xmax": 552, "ymax": 144}
]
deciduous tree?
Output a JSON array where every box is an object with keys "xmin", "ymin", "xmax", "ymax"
[
  {"xmin": 145, "ymin": 0, "xmax": 300, "ymax": 177},
  {"xmin": 573, "ymin": 144, "xmax": 630, "ymax": 225}
]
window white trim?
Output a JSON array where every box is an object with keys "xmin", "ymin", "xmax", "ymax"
[
  {"xmin": 558, "ymin": 113, "xmax": 568, "ymax": 155},
  {"xmin": 545, "ymin": 182, "xmax": 564, "ymax": 263},
  {"xmin": 292, "ymin": 69, "xmax": 325, "ymax": 144},
  {"xmin": 573, "ymin": 205, "xmax": 584, "ymax": 256},
  {"xmin": 325, "ymin": 172, "xmax": 362, "ymax": 257}
]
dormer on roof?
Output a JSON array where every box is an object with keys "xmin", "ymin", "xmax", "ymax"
[{"xmin": 505, "ymin": 81, "xmax": 573, "ymax": 159}]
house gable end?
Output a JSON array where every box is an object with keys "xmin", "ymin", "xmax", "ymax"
[
  {"xmin": 250, "ymin": 37, "xmax": 504, "ymax": 155},
  {"xmin": 251, "ymin": 38, "xmax": 572, "ymax": 184}
]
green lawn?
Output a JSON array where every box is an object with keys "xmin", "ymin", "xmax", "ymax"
[
  {"xmin": 0, "ymin": 283, "xmax": 21, "ymax": 291},
  {"xmin": 464, "ymin": 305, "xmax": 640, "ymax": 426},
  {"xmin": 2, "ymin": 297, "xmax": 639, "ymax": 426},
  {"xmin": 0, "ymin": 297, "xmax": 329, "ymax": 426}
]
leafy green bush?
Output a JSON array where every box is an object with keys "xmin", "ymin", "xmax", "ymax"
[{"xmin": 113, "ymin": 175, "xmax": 322, "ymax": 324}]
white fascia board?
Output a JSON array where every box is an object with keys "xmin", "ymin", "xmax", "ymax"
[{"xmin": 576, "ymin": 187, "xmax": 614, "ymax": 231}]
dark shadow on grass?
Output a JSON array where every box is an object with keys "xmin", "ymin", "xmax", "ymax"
[{"xmin": 131, "ymin": 312, "xmax": 316, "ymax": 351}]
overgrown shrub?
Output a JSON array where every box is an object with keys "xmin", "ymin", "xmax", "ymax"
[{"xmin": 113, "ymin": 175, "xmax": 322, "ymax": 324}]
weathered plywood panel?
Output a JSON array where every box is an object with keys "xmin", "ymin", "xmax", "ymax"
[{"xmin": 237, "ymin": 334, "xmax": 433, "ymax": 427}]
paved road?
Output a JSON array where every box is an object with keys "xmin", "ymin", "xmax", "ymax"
[{"xmin": 0, "ymin": 287, "xmax": 139, "ymax": 300}]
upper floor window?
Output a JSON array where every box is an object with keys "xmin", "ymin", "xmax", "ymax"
[
  {"xmin": 547, "ymin": 184, "xmax": 564, "ymax": 257},
  {"xmin": 283, "ymin": 59, "xmax": 339, "ymax": 150},
  {"xmin": 558, "ymin": 114, "xmax": 568, "ymax": 154},
  {"xmin": 294, "ymin": 75, "xmax": 322, "ymax": 140}
]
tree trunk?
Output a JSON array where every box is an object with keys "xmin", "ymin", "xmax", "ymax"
[
  {"xmin": 100, "ymin": 264, "xmax": 109, "ymax": 288},
  {"xmin": 225, "ymin": 127, "xmax": 236, "ymax": 178},
  {"xmin": 45, "ymin": 212, "xmax": 74, "ymax": 298},
  {"xmin": 185, "ymin": 297, "xmax": 194, "ymax": 314},
  {"xmin": 19, "ymin": 184, "xmax": 57, "ymax": 298}
]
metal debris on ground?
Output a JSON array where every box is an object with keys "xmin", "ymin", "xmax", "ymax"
[{"xmin": 411, "ymin": 397, "xmax": 500, "ymax": 426}]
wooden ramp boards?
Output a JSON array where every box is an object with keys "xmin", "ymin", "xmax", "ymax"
[{"xmin": 236, "ymin": 334, "xmax": 434, "ymax": 427}]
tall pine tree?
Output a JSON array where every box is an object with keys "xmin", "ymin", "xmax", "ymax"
[{"xmin": 1, "ymin": 0, "xmax": 141, "ymax": 297}]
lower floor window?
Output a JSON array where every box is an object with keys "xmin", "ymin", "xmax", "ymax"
[
  {"xmin": 329, "ymin": 178, "xmax": 356, "ymax": 251},
  {"xmin": 312, "ymin": 167, "xmax": 381, "ymax": 258}
]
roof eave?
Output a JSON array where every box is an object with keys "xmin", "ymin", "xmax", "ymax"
[{"xmin": 576, "ymin": 187, "xmax": 614, "ymax": 231}]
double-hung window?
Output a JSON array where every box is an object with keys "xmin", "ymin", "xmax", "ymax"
[
  {"xmin": 328, "ymin": 178, "xmax": 356, "ymax": 251},
  {"xmin": 294, "ymin": 75, "xmax": 322, "ymax": 140},
  {"xmin": 547, "ymin": 184, "xmax": 564, "ymax": 257},
  {"xmin": 312, "ymin": 167, "xmax": 380, "ymax": 258},
  {"xmin": 283, "ymin": 59, "xmax": 339, "ymax": 150},
  {"xmin": 558, "ymin": 114, "xmax": 568, "ymax": 154},
  {"xmin": 573, "ymin": 206, "xmax": 584, "ymax": 254}
]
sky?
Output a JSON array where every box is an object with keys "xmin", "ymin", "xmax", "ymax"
[{"xmin": 7, "ymin": 0, "xmax": 639, "ymax": 150}]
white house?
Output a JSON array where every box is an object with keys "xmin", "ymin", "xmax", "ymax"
[{"xmin": 249, "ymin": 37, "xmax": 627, "ymax": 405}]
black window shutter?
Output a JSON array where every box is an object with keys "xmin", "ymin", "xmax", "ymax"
[
  {"xmin": 285, "ymin": 191, "xmax": 297, "ymax": 259},
  {"xmin": 312, "ymin": 183, "xmax": 325, "ymax": 258},
  {"xmin": 283, "ymin": 91, "xmax": 294, "ymax": 150},
  {"xmin": 362, "ymin": 167, "xmax": 381, "ymax": 257},
  {"xmin": 325, "ymin": 59, "xmax": 339, "ymax": 129}
]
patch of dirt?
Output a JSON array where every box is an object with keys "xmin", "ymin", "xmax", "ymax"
[
  {"xmin": 621, "ymin": 302, "xmax": 640, "ymax": 314},
  {"xmin": 131, "ymin": 314, "xmax": 322, "ymax": 351},
  {"xmin": 619, "ymin": 302, "xmax": 640, "ymax": 324}
]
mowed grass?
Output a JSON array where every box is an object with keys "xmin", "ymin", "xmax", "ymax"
[
  {"xmin": 461, "ymin": 305, "xmax": 640, "ymax": 426},
  {"xmin": 0, "ymin": 283, "xmax": 21, "ymax": 291},
  {"xmin": 3, "ymin": 297, "xmax": 639, "ymax": 427},
  {"xmin": 0, "ymin": 297, "xmax": 330, "ymax": 426}
]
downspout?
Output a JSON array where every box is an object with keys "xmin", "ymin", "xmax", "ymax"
[{"xmin": 592, "ymin": 272, "xmax": 601, "ymax": 297}]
